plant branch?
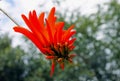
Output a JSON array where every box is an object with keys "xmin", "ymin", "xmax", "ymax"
[{"xmin": 0, "ymin": 8, "xmax": 20, "ymax": 26}]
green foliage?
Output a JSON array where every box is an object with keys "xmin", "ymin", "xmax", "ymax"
[
  {"xmin": 0, "ymin": 34, "xmax": 26, "ymax": 81},
  {"xmin": 0, "ymin": 34, "xmax": 53, "ymax": 81}
]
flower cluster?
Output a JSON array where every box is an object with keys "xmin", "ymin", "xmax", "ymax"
[{"xmin": 13, "ymin": 7, "xmax": 76, "ymax": 76}]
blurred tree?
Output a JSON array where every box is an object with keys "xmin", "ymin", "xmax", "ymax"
[
  {"xmin": 0, "ymin": 34, "xmax": 54, "ymax": 81},
  {"xmin": 0, "ymin": 34, "xmax": 26, "ymax": 81}
]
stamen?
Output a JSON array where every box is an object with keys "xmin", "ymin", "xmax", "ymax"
[{"xmin": 57, "ymin": 58, "xmax": 63, "ymax": 63}]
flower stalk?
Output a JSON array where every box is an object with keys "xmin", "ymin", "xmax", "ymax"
[{"xmin": 0, "ymin": 8, "xmax": 20, "ymax": 26}]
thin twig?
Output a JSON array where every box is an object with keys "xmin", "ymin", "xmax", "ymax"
[{"xmin": 0, "ymin": 8, "xmax": 20, "ymax": 26}]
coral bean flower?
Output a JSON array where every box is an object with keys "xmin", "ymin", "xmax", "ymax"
[{"xmin": 13, "ymin": 7, "xmax": 76, "ymax": 76}]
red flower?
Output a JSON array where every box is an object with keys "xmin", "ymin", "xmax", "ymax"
[{"xmin": 13, "ymin": 7, "xmax": 76, "ymax": 76}]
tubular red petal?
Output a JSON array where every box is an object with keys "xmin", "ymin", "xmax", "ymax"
[
  {"xmin": 32, "ymin": 10, "xmax": 44, "ymax": 31},
  {"xmin": 43, "ymin": 48, "xmax": 55, "ymax": 55},
  {"xmin": 30, "ymin": 11, "xmax": 49, "ymax": 45},
  {"xmin": 29, "ymin": 11, "xmax": 33, "ymax": 22},
  {"xmin": 54, "ymin": 22, "xmax": 64, "ymax": 43},
  {"xmin": 22, "ymin": 12, "xmax": 39, "ymax": 33},
  {"xmin": 57, "ymin": 24, "xmax": 64, "ymax": 43},
  {"xmin": 62, "ymin": 25, "xmax": 74, "ymax": 41},
  {"xmin": 30, "ymin": 10, "xmax": 40, "ymax": 29},
  {"xmin": 53, "ymin": 31, "xmax": 57, "ymax": 44},
  {"xmin": 22, "ymin": 13, "xmax": 49, "ymax": 45},
  {"xmin": 22, "ymin": 14, "xmax": 41, "ymax": 39},
  {"xmin": 13, "ymin": 27, "xmax": 45, "ymax": 53},
  {"xmin": 45, "ymin": 19, "xmax": 53, "ymax": 43},
  {"xmin": 55, "ymin": 22, "xmax": 64, "ymax": 42},
  {"xmin": 54, "ymin": 22, "xmax": 64, "ymax": 29},
  {"xmin": 48, "ymin": 7, "xmax": 56, "ymax": 27},
  {"xmin": 69, "ymin": 45, "xmax": 75, "ymax": 51},
  {"xmin": 46, "ymin": 56, "xmax": 56, "ymax": 59},
  {"xmin": 64, "ymin": 31, "xmax": 76, "ymax": 41},
  {"xmin": 22, "ymin": 14, "xmax": 33, "ymax": 31},
  {"xmin": 38, "ymin": 12, "xmax": 45, "ymax": 30},
  {"xmin": 68, "ymin": 38, "xmax": 76, "ymax": 45},
  {"xmin": 48, "ymin": 7, "xmax": 55, "ymax": 20},
  {"xmin": 60, "ymin": 63, "xmax": 64, "ymax": 70},
  {"xmin": 50, "ymin": 61, "xmax": 55, "ymax": 77}
]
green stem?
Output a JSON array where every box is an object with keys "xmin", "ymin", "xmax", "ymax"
[{"xmin": 0, "ymin": 8, "xmax": 20, "ymax": 26}]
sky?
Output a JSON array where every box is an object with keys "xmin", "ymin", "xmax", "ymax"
[{"xmin": 0, "ymin": 0, "xmax": 109, "ymax": 46}]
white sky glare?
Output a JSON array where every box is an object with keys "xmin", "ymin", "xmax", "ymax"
[{"xmin": 0, "ymin": 0, "xmax": 108, "ymax": 46}]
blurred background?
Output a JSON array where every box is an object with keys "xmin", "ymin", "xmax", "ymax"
[{"xmin": 0, "ymin": 0, "xmax": 120, "ymax": 81}]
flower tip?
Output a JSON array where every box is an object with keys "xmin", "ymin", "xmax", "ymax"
[
  {"xmin": 52, "ymin": 7, "xmax": 56, "ymax": 11},
  {"xmin": 33, "ymin": 10, "xmax": 37, "ymax": 15},
  {"xmin": 21, "ymin": 14, "xmax": 26, "ymax": 19},
  {"xmin": 33, "ymin": 10, "xmax": 36, "ymax": 13},
  {"xmin": 13, "ymin": 27, "xmax": 18, "ymax": 32},
  {"xmin": 40, "ymin": 12, "xmax": 45, "ymax": 17},
  {"xmin": 49, "ymin": 7, "xmax": 56, "ymax": 16}
]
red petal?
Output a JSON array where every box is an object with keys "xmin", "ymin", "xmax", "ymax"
[
  {"xmin": 22, "ymin": 14, "xmax": 33, "ymax": 31},
  {"xmin": 56, "ymin": 22, "xmax": 64, "ymax": 43},
  {"xmin": 43, "ymin": 48, "xmax": 55, "ymax": 55},
  {"xmin": 64, "ymin": 31, "xmax": 76, "ymax": 41},
  {"xmin": 62, "ymin": 25, "xmax": 74, "ymax": 41},
  {"xmin": 60, "ymin": 63, "xmax": 64, "ymax": 70},
  {"xmin": 30, "ymin": 10, "xmax": 41, "ymax": 30},
  {"xmin": 69, "ymin": 45, "xmax": 75, "ymax": 51},
  {"xmin": 38, "ymin": 12, "xmax": 45, "ymax": 30},
  {"xmin": 53, "ymin": 22, "xmax": 64, "ymax": 44},
  {"xmin": 46, "ymin": 56, "xmax": 56, "ymax": 59},
  {"xmin": 31, "ymin": 11, "xmax": 49, "ymax": 44},
  {"xmin": 22, "ymin": 13, "xmax": 49, "ymax": 45},
  {"xmin": 48, "ymin": 7, "xmax": 55, "ymax": 20},
  {"xmin": 48, "ymin": 7, "xmax": 57, "ymax": 27},
  {"xmin": 13, "ymin": 27, "xmax": 46, "ymax": 53},
  {"xmin": 45, "ymin": 19, "xmax": 53, "ymax": 43},
  {"xmin": 29, "ymin": 11, "xmax": 33, "ymax": 22},
  {"xmin": 50, "ymin": 61, "xmax": 55, "ymax": 77},
  {"xmin": 68, "ymin": 38, "xmax": 76, "ymax": 45}
]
